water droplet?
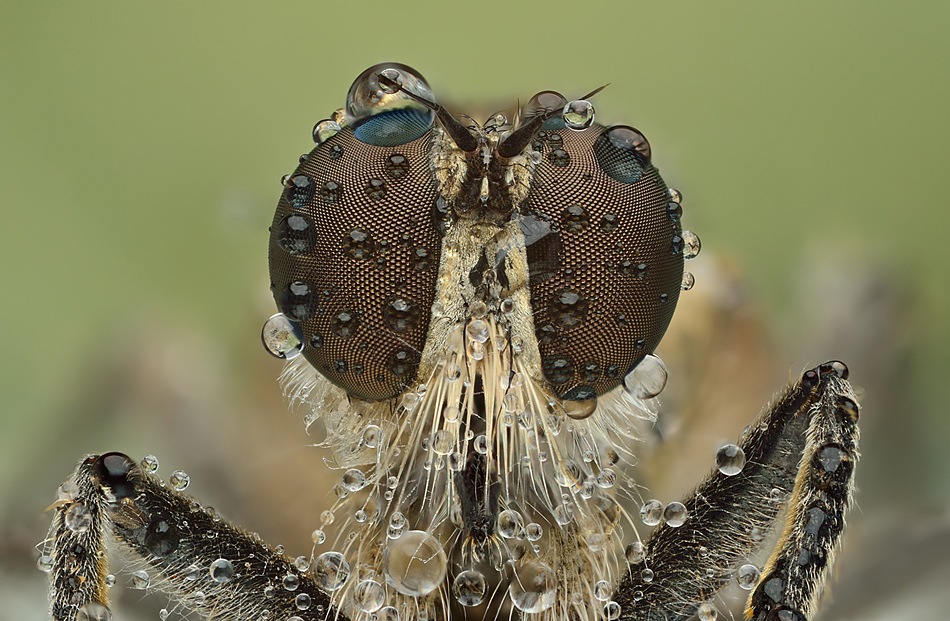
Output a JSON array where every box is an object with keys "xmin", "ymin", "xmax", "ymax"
[
  {"xmin": 737, "ymin": 563, "xmax": 761, "ymax": 590},
  {"xmin": 663, "ymin": 502, "xmax": 688, "ymax": 527},
  {"xmin": 330, "ymin": 309, "xmax": 360, "ymax": 338},
  {"xmin": 698, "ymin": 602, "xmax": 718, "ymax": 621},
  {"xmin": 141, "ymin": 455, "xmax": 159, "ymax": 473},
  {"xmin": 640, "ymin": 568, "xmax": 654, "ymax": 582},
  {"xmin": 311, "ymin": 529, "xmax": 326, "ymax": 544},
  {"xmin": 561, "ymin": 204, "xmax": 590, "ymax": 233},
  {"xmin": 604, "ymin": 601, "xmax": 622, "ymax": 620},
  {"xmin": 562, "ymin": 99, "xmax": 595, "ymax": 130},
  {"xmin": 382, "ymin": 530, "xmax": 447, "ymax": 596},
  {"xmin": 383, "ymin": 297, "xmax": 419, "ymax": 333},
  {"xmin": 77, "ymin": 603, "xmax": 112, "ymax": 621},
  {"xmin": 320, "ymin": 180, "xmax": 343, "ymax": 203},
  {"xmin": 184, "ymin": 564, "xmax": 200, "ymax": 581},
  {"xmin": 682, "ymin": 230, "xmax": 701, "ymax": 260},
  {"xmin": 342, "ymin": 469, "xmax": 367, "ymax": 492},
  {"xmin": 666, "ymin": 201, "xmax": 683, "ymax": 222},
  {"xmin": 716, "ymin": 444, "xmax": 746, "ymax": 476},
  {"xmin": 131, "ymin": 570, "xmax": 150, "ymax": 589},
  {"xmin": 453, "ymin": 569, "xmax": 487, "ymax": 607},
  {"xmin": 497, "ymin": 509, "xmax": 524, "ymax": 538},
  {"xmin": 312, "ymin": 119, "xmax": 341, "ymax": 144},
  {"xmin": 681, "ymin": 271, "xmax": 695, "ymax": 291},
  {"xmin": 362, "ymin": 425, "xmax": 381, "ymax": 448},
  {"xmin": 364, "ymin": 178, "xmax": 388, "ymax": 200},
  {"xmin": 387, "ymin": 346, "xmax": 420, "ymax": 377},
  {"xmin": 668, "ymin": 188, "xmax": 682, "ymax": 203},
  {"xmin": 596, "ymin": 468, "xmax": 617, "ymax": 488},
  {"xmin": 169, "ymin": 470, "xmax": 190, "ymax": 491},
  {"xmin": 525, "ymin": 522, "xmax": 543, "ymax": 541},
  {"xmin": 275, "ymin": 213, "xmax": 317, "ymax": 256},
  {"xmin": 548, "ymin": 148, "xmax": 571, "ymax": 167},
  {"xmin": 595, "ymin": 126, "xmax": 651, "ymax": 183},
  {"xmin": 640, "ymin": 499, "xmax": 663, "ymax": 526},
  {"xmin": 261, "ymin": 313, "xmax": 304, "ymax": 360},
  {"xmin": 65, "ymin": 501, "xmax": 92, "ymax": 533},
  {"xmin": 354, "ymin": 579, "xmax": 385, "ymax": 612},
  {"xmin": 278, "ymin": 280, "xmax": 318, "ymax": 322},
  {"xmin": 144, "ymin": 517, "xmax": 179, "ymax": 557},
  {"xmin": 509, "ymin": 561, "xmax": 557, "ymax": 613},
  {"xmin": 623, "ymin": 354, "xmax": 668, "ymax": 399},
  {"xmin": 625, "ymin": 541, "xmax": 646, "ymax": 563},
  {"xmin": 413, "ymin": 246, "xmax": 432, "ymax": 270},
  {"xmin": 542, "ymin": 355, "xmax": 575, "ymax": 386},
  {"xmin": 36, "ymin": 554, "xmax": 53, "ymax": 573},
  {"xmin": 594, "ymin": 580, "xmax": 611, "ymax": 601},
  {"xmin": 466, "ymin": 319, "xmax": 490, "ymax": 344},
  {"xmin": 159, "ymin": 608, "xmax": 169, "ymax": 621},
  {"xmin": 293, "ymin": 556, "xmax": 310, "ymax": 572},
  {"xmin": 377, "ymin": 606, "xmax": 400, "ymax": 621},
  {"xmin": 209, "ymin": 558, "xmax": 234, "ymax": 583},
  {"xmin": 294, "ymin": 593, "xmax": 311, "ymax": 610},
  {"xmin": 600, "ymin": 213, "xmax": 619, "ymax": 233},
  {"xmin": 282, "ymin": 573, "xmax": 301, "ymax": 591},
  {"xmin": 474, "ymin": 434, "xmax": 489, "ymax": 454},
  {"xmin": 384, "ymin": 154, "xmax": 411, "ymax": 179}
]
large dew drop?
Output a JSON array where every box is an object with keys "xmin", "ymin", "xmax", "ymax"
[
  {"xmin": 716, "ymin": 443, "xmax": 747, "ymax": 476},
  {"xmin": 261, "ymin": 313, "xmax": 304, "ymax": 359},
  {"xmin": 382, "ymin": 530, "xmax": 447, "ymax": 596},
  {"xmin": 313, "ymin": 551, "xmax": 350, "ymax": 591},
  {"xmin": 453, "ymin": 569, "xmax": 487, "ymax": 607},
  {"xmin": 623, "ymin": 354, "xmax": 668, "ymax": 399},
  {"xmin": 509, "ymin": 561, "xmax": 557, "ymax": 613}
]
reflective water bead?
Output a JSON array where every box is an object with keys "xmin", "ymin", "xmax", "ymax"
[
  {"xmin": 377, "ymin": 606, "xmax": 400, "ymax": 621},
  {"xmin": 169, "ymin": 470, "xmax": 190, "ymax": 491},
  {"xmin": 663, "ymin": 502, "xmax": 688, "ymax": 527},
  {"xmin": 554, "ymin": 503, "xmax": 574, "ymax": 525},
  {"xmin": 382, "ymin": 530, "xmax": 447, "ymax": 596},
  {"xmin": 355, "ymin": 579, "xmax": 385, "ymax": 613},
  {"xmin": 362, "ymin": 425, "xmax": 381, "ymax": 448},
  {"xmin": 497, "ymin": 509, "xmax": 524, "ymax": 539},
  {"xmin": 562, "ymin": 100, "xmax": 595, "ymax": 130},
  {"xmin": 261, "ymin": 314, "xmax": 304, "ymax": 360},
  {"xmin": 474, "ymin": 434, "xmax": 489, "ymax": 454},
  {"xmin": 682, "ymin": 230, "xmax": 701, "ymax": 260},
  {"xmin": 625, "ymin": 541, "xmax": 646, "ymax": 563},
  {"xmin": 131, "ymin": 570, "xmax": 150, "ymax": 589},
  {"xmin": 159, "ymin": 609, "xmax": 169, "ymax": 621},
  {"xmin": 104, "ymin": 574, "xmax": 116, "ymax": 587},
  {"xmin": 293, "ymin": 556, "xmax": 310, "ymax": 572},
  {"xmin": 443, "ymin": 405, "xmax": 460, "ymax": 422},
  {"xmin": 716, "ymin": 443, "xmax": 747, "ymax": 476},
  {"xmin": 525, "ymin": 522, "xmax": 543, "ymax": 541},
  {"xmin": 623, "ymin": 354, "xmax": 668, "ymax": 399},
  {"xmin": 641, "ymin": 568, "xmax": 654, "ymax": 582},
  {"xmin": 141, "ymin": 454, "xmax": 159, "ymax": 473},
  {"xmin": 604, "ymin": 601, "xmax": 622, "ymax": 621},
  {"xmin": 37, "ymin": 554, "xmax": 53, "ymax": 572},
  {"xmin": 594, "ymin": 579, "xmax": 611, "ymax": 601},
  {"xmin": 311, "ymin": 529, "xmax": 326, "ymax": 544},
  {"xmin": 312, "ymin": 119, "xmax": 341, "ymax": 144},
  {"xmin": 640, "ymin": 499, "xmax": 663, "ymax": 526},
  {"xmin": 737, "ymin": 564, "xmax": 761, "ymax": 590},
  {"xmin": 295, "ymin": 593, "xmax": 312, "ymax": 610},
  {"xmin": 596, "ymin": 468, "xmax": 616, "ymax": 488},
  {"xmin": 282, "ymin": 573, "xmax": 300, "ymax": 591},
  {"xmin": 65, "ymin": 501, "xmax": 92, "ymax": 533},
  {"xmin": 509, "ymin": 561, "xmax": 557, "ymax": 613},
  {"xmin": 311, "ymin": 552, "xmax": 350, "ymax": 591},
  {"xmin": 697, "ymin": 602, "xmax": 718, "ymax": 621},
  {"xmin": 432, "ymin": 429, "xmax": 454, "ymax": 455},
  {"xmin": 681, "ymin": 271, "xmax": 695, "ymax": 291},
  {"xmin": 444, "ymin": 363, "xmax": 462, "ymax": 381},
  {"xmin": 342, "ymin": 469, "xmax": 367, "ymax": 492},
  {"xmin": 563, "ymin": 396, "xmax": 597, "ymax": 420},
  {"xmin": 453, "ymin": 569, "xmax": 488, "ymax": 607},
  {"xmin": 466, "ymin": 319, "xmax": 490, "ymax": 343},
  {"xmin": 76, "ymin": 603, "xmax": 112, "ymax": 621},
  {"xmin": 668, "ymin": 188, "xmax": 682, "ymax": 203},
  {"xmin": 209, "ymin": 558, "xmax": 234, "ymax": 583},
  {"xmin": 275, "ymin": 213, "xmax": 317, "ymax": 255}
]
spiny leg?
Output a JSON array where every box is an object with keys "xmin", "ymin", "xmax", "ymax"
[
  {"xmin": 613, "ymin": 362, "xmax": 858, "ymax": 621},
  {"xmin": 44, "ymin": 453, "xmax": 350, "ymax": 621}
]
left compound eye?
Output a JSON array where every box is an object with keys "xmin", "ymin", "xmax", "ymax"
[{"xmin": 345, "ymin": 63, "xmax": 436, "ymax": 147}]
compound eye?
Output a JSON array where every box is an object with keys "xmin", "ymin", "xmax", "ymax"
[
  {"xmin": 345, "ymin": 63, "xmax": 436, "ymax": 146},
  {"xmin": 595, "ymin": 125, "xmax": 652, "ymax": 183},
  {"xmin": 524, "ymin": 90, "xmax": 568, "ymax": 130}
]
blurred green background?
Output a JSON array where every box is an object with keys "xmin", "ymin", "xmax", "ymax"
[{"xmin": 2, "ymin": 2, "xmax": 948, "ymax": 619}]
